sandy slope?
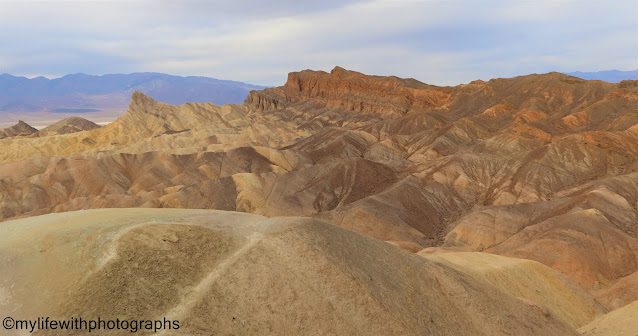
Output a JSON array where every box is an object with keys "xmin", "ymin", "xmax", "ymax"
[
  {"xmin": 578, "ymin": 299, "xmax": 638, "ymax": 336},
  {"xmin": 419, "ymin": 251, "xmax": 607, "ymax": 328},
  {"xmin": 0, "ymin": 209, "xmax": 578, "ymax": 335}
]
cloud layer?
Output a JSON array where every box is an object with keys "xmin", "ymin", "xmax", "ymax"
[{"xmin": 0, "ymin": 0, "xmax": 636, "ymax": 86}]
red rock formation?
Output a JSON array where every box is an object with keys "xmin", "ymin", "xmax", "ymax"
[{"xmin": 246, "ymin": 66, "xmax": 451, "ymax": 115}]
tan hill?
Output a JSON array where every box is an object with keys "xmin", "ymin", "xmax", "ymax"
[
  {"xmin": 594, "ymin": 270, "xmax": 638, "ymax": 310},
  {"xmin": 0, "ymin": 120, "xmax": 37, "ymax": 139},
  {"xmin": 0, "ymin": 90, "xmax": 305, "ymax": 163},
  {"xmin": 578, "ymin": 299, "xmax": 638, "ymax": 336},
  {"xmin": 0, "ymin": 208, "xmax": 579, "ymax": 336},
  {"xmin": 35, "ymin": 116, "xmax": 101, "ymax": 136},
  {"xmin": 419, "ymin": 251, "xmax": 607, "ymax": 328},
  {"xmin": 0, "ymin": 67, "xmax": 637, "ymax": 318}
]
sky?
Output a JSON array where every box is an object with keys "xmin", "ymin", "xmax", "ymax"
[{"xmin": 0, "ymin": 0, "xmax": 636, "ymax": 86}]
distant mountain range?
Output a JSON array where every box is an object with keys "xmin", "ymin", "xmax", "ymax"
[
  {"xmin": 565, "ymin": 69, "xmax": 638, "ymax": 83},
  {"xmin": 0, "ymin": 73, "xmax": 266, "ymax": 115}
]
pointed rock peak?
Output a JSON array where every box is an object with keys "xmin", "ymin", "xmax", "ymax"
[
  {"xmin": 331, "ymin": 66, "xmax": 349, "ymax": 74},
  {"xmin": 127, "ymin": 91, "xmax": 160, "ymax": 114},
  {"xmin": 131, "ymin": 90, "xmax": 156, "ymax": 104},
  {"xmin": 0, "ymin": 120, "xmax": 37, "ymax": 139},
  {"xmin": 14, "ymin": 120, "xmax": 36, "ymax": 130},
  {"xmin": 40, "ymin": 117, "xmax": 101, "ymax": 135},
  {"xmin": 330, "ymin": 66, "xmax": 365, "ymax": 78}
]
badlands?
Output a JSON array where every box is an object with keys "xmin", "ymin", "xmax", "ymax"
[{"xmin": 1, "ymin": 67, "xmax": 637, "ymax": 335}]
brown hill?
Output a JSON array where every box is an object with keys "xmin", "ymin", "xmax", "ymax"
[
  {"xmin": 0, "ymin": 67, "xmax": 637, "ymax": 319},
  {"xmin": 36, "ymin": 116, "xmax": 101, "ymax": 136},
  {"xmin": 0, "ymin": 209, "xmax": 579, "ymax": 336},
  {"xmin": 0, "ymin": 120, "xmax": 37, "ymax": 139}
]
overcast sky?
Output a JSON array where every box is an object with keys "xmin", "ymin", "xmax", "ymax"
[{"xmin": 0, "ymin": 0, "xmax": 636, "ymax": 86}]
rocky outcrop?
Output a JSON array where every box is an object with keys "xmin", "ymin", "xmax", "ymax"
[{"xmin": 246, "ymin": 66, "xmax": 452, "ymax": 115}]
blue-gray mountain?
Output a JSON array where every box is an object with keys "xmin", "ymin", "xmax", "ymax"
[
  {"xmin": 0, "ymin": 73, "xmax": 266, "ymax": 114},
  {"xmin": 565, "ymin": 69, "xmax": 638, "ymax": 83}
]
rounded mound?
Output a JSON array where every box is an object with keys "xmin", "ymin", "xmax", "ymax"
[{"xmin": 0, "ymin": 209, "xmax": 578, "ymax": 335}]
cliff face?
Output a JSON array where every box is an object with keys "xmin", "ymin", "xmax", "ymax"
[
  {"xmin": 1, "ymin": 67, "xmax": 638, "ymax": 315},
  {"xmin": 246, "ymin": 66, "xmax": 452, "ymax": 115}
]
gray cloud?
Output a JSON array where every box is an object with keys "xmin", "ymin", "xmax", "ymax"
[{"xmin": 0, "ymin": 0, "xmax": 635, "ymax": 86}]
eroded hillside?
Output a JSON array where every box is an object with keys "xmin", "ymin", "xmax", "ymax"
[{"xmin": 2, "ymin": 67, "xmax": 638, "ymax": 318}]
